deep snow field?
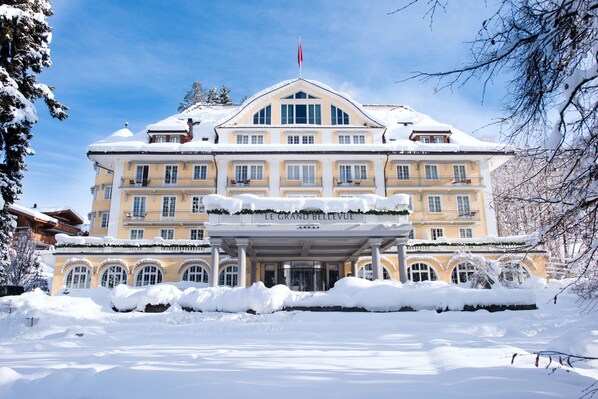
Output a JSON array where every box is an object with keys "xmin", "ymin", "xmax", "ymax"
[{"xmin": 0, "ymin": 281, "xmax": 596, "ymax": 399}]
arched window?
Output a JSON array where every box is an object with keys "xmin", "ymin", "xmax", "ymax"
[
  {"xmin": 182, "ymin": 265, "xmax": 209, "ymax": 283},
  {"xmin": 253, "ymin": 105, "xmax": 271, "ymax": 125},
  {"xmin": 135, "ymin": 265, "xmax": 163, "ymax": 287},
  {"xmin": 500, "ymin": 263, "xmax": 531, "ymax": 285},
  {"xmin": 101, "ymin": 265, "xmax": 127, "ymax": 288},
  {"xmin": 408, "ymin": 263, "xmax": 438, "ymax": 282},
  {"xmin": 451, "ymin": 262, "xmax": 477, "ymax": 284},
  {"xmin": 65, "ymin": 265, "xmax": 91, "ymax": 289},
  {"xmin": 331, "ymin": 105, "xmax": 349, "ymax": 125},
  {"xmin": 219, "ymin": 265, "xmax": 238, "ymax": 287},
  {"xmin": 357, "ymin": 263, "xmax": 391, "ymax": 281}
]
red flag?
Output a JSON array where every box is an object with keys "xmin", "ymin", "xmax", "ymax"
[{"xmin": 298, "ymin": 39, "xmax": 304, "ymax": 68}]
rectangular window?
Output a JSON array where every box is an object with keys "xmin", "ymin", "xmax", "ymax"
[
  {"xmin": 339, "ymin": 135, "xmax": 351, "ymax": 144},
  {"xmin": 457, "ymin": 195, "xmax": 471, "ymax": 216},
  {"xmin": 250, "ymin": 165, "xmax": 263, "ymax": 180},
  {"xmin": 235, "ymin": 165, "xmax": 248, "ymax": 181},
  {"xmin": 135, "ymin": 165, "xmax": 150, "ymax": 186},
  {"xmin": 353, "ymin": 135, "xmax": 365, "ymax": 144},
  {"xmin": 339, "ymin": 164, "xmax": 367, "ymax": 183},
  {"xmin": 191, "ymin": 196, "xmax": 205, "ymax": 213},
  {"xmin": 460, "ymin": 228, "xmax": 473, "ymax": 238},
  {"xmin": 164, "ymin": 165, "xmax": 178, "ymax": 185},
  {"xmin": 162, "ymin": 196, "xmax": 176, "ymax": 219},
  {"xmin": 287, "ymin": 164, "xmax": 315, "ymax": 184},
  {"xmin": 160, "ymin": 228, "xmax": 174, "ymax": 240},
  {"xmin": 170, "ymin": 136, "xmax": 180, "ymax": 143},
  {"xmin": 236, "ymin": 135, "xmax": 249, "ymax": 144},
  {"xmin": 154, "ymin": 135, "xmax": 167, "ymax": 143},
  {"xmin": 282, "ymin": 104, "xmax": 321, "ymax": 124},
  {"xmin": 431, "ymin": 228, "xmax": 444, "ymax": 240},
  {"xmin": 428, "ymin": 195, "xmax": 442, "ymax": 212},
  {"xmin": 130, "ymin": 229, "xmax": 144, "ymax": 240},
  {"xmin": 251, "ymin": 135, "xmax": 264, "ymax": 144},
  {"xmin": 103, "ymin": 185, "xmax": 112, "ymax": 200},
  {"xmin": 190, "ymin": 228, "xmax": 204, "ymax": 240},
  {"xmin": 193, "ymin": 165, "xmax": 207, "ymax": 180},
  {"xmin": 302, "ymin": 135, "xmax": 314, "ymax": 144},
  {"xmin": 132, "ymin": 196, "xmax": 146, "ymax": 217},
  {"xmin": 287, "ymin": 135, "xmax": 300, "ymax": 144},
  {"xmin": 425, "ymin": 164, "xmax": 439, "ymax": 180},
  {"xmin": 100, "ymin": 212, "xmax": 109, "ymax": 228},
  {"xmin": 453, "ymin": 164, "xmax": 467, "ymax": 182},
  {"xmin": 433, "ymin": 136, "xmax": 444, "ymax": 143},
  {"xmin": 396, "ymin": 165, "xmax": 410, "ymax": 180},
  {"xmin": 420, "ymin": 136, "xmax": 431, "ymax": 143},
  {"xmin": 92, "ymin": 186, "xmax": 98, "ymax": 201}
]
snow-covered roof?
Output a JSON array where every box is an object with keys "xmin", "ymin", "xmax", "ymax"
[
  {"xmin": 87, "ymin": 79, "xmax": 510, "ymax": 155},
  {"xmin": 34, "ymin": 206, "xmax": 85, "ymax": 225},
  {"xmin": 9, "ymin": 204, "xmax": 59, "ymax": 224}
]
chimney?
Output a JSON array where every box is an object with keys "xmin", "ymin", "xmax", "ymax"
[
  {"xmin": 187, "ymin": 118, "xmax": 194, "ymax": 142},
  {"xmin": 33, "ymin": 203, "xmax": 37, "ymax": 209}
]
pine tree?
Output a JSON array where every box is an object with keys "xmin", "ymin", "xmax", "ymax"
[
  {"xmin": 4, "ymin": 229, "xmax": 46, "ymax": 291},
  {"xmin": 177, "ymin": 81, "xmax": 207, "ymax": 112},
  {"xmin": 217, "ymin": 85, "xmax": 232, "ymax": 105},
  {"xmin": 206, "ymin": 87, "xmax": 218, "ymax": 104},
  {"xmin": 0, "ymin": 0, "xmax": 68, "ymax": 281}
]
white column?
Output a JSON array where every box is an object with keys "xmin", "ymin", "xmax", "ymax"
[
  {"xmin": 322, "ymin": 159, "xmax": 333, "ymax": 197},
  {"xmin": 480, "ymin": 160, "xmax": 498, "ymax": 235},
  {"xmin": 250, "ymin": 258, "xmax": 257, "ymax": 285},
  {"xmin": 210, "ymin": 238, "xmax": 222, "ymax": 287},
  {"xmin": 370, "ymin": 238, "xmax": 382, "ymax": 280},
  {"xmin": 107, "ymin": 159, "xmax": 125, "ymax": 237},
  {"xmin": 216, "ymin": 158, "xmax": 228, "ymax": 195},
  {"xmin": 269, "ymin": 158, "xmax": 280, "ymax": 196},
  {"xmin": 374, "ymin": 157, "xmax": 386, "ymax": 196},
  {"xmin": 350, "ymin": 258, "xmax": 358, "ymax": 277},
  {"xmin": 397, "ymin": 243, "xmax": 408, "ymax": 283},
  {"xmin": 236, "ymin": 238, "xmax": 249, "ymax": 288}
]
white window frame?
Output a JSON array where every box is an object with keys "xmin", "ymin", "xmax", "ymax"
[
  {"xmin": 424, "ymin": 164, "xmax": 439, "ymax": 180},
  {"xmin": 182, "ymin": 265, "xmax": 209, "ymax": 283},
  {"xmin": 451, "ymin": 263, "xmax": 477, "ymax": 284},
  {"xmin": 92, "ymin": 186, "xmax": 98, "ymax": 201},
  {"xmin": 219, "ymin": 265, "xmax": 238, "ymax": 287},
  {"xmin": 154, "ymin": 135, "xmax": 167, "ymax": 143},
  {"xmin": 103, "ymin": 185, "xmax": 112, "ymax": 200},
  {"xmin": 100, "ymin": 211, "xmax": 109, "ymax": 228},
  {"xmin": 460, "ymin": 228, "xmax": 473, "ymax": 238},
  {"xmin": 191, "ymin": 196, "xmax": 205, "ymax": 213},
  {"xmin": 338, "ymin": 134, "xmax": 351, "ymax": 144},
  {"xmin": 457, "ymin": 195, "xmax": 472, "ymax": 216},
  {"xmin": 428, "ymin": 195, "xmax": 442, "ymax": 213},
  {"xmin": 135, "ymin": 265, "xmax": 163, "ymax": 287},
  {"xmin": 235, "ymin": 164, "xmax": 263, "ymax": 181},
  {"xmin": 161, "ymin": 196, "xmax": 176, "ymax": 220},
  {"xmin": 132, "ymin": 196, "xmax": 147, "ymax": 218},
  {"xmin": 135, "ymin": 165, "xmax": 150, "ymax": 186},
  {"xmin": 430, "ymin": 228, "xmax": 444, "ymax": 240},
  {"xmin": 189, "ymin": 228, "xmax": 204, "ymax": 240},
  {"xmin": 357, "ymin": 263, "xmax": 391, "ymax": 281},
  {"xmin": 339, "ymin": 164, "xmax": 367, "ymax": 183},
  {"xmin": 65, "ymin": 265, "xmax": 91, "ymax": 289},
  {"xmin": 286, "ymin": 163, "xmax": 316, "ymax": 185},
  {"xmin": 193, "ymin": 164, "xmax": 208, "ymax": 180},
  {"xmin": 130, "ymin": 229, "xmax": 144, "ymax": 240},
  {"xmin": 101, "ymin": 265, "xmax": 127, "ymax": 288},
  {"xmin": 164, "ymin": 164, "xmax": 178, "ymax": 185},
  {"xmin": 396, "ymin": 164, "xmax": 410, "ymax": 180},
  {"xmin": 160, "ymin": 228, "xmax": 174, "ymax": 240},
  {"xmin": 408, "ymin": 263, "xmax": 438, "ymax": 282},
  {"xmin": 453, "ymin": 164, "xmax": 468, "ymax": 182}
]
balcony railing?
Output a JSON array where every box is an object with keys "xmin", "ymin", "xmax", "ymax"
[
  {"xmin": 333, "ymin": 177, "xmax": 376, "ymax": 187},
  {"xmin": 121, "ymin": 178, "xmax": 215, "ymax": 189},
  {"xmin": 227, "ymin": 177, "xmax": 270, "ymax": 188},
  {"xmin": 279, "ymin": 177, "xmax": 322, "ymax": 187},
  {"xmin": 386, "ymin": 176, "xmax": 483, "ymax": 187},
  {"xmin": 410, "ymin": 209, "xmax": 480, "ymax": 223},
  {"xmin": 123, "ymin": 210, "xmax": 208, "ymax": 224}
]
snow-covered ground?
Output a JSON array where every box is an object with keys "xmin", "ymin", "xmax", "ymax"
[{"xmin": 0, "ymin": 281, "xmax": 596, "ymax": 399}]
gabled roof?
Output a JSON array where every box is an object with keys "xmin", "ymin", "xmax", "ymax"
[{"xmin": 216, "ymin": 78, "xmax": 386, "ymax": 128}]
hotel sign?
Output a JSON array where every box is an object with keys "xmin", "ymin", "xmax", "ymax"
[
  {"xmin": 209, "ymin": 212, "xmax": 409, "ymax": 226},
  {"xmin": 261, "ymin": 213, "xmax": 357, "ymax": 222}
]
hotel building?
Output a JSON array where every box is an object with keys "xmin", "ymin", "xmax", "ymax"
[{"xmin": 50, "ymin": 78, "xmax": 547, "ymax": 294}]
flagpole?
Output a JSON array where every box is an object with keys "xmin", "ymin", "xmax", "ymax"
[{"xmin": 298, "ymin": 34, "xmax": 303, "ymax": 79}]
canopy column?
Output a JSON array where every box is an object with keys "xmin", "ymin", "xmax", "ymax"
[
  {"xmin": 210, "ymin": 238, "xmax": 222, "ymax": 287},
  {"xmin": 236, "ymin": 238, "xmax": 249, "ymax": 288},
  {"xmin": 370, "ymin": 238, "xmax": 383, "ymax": 280}
]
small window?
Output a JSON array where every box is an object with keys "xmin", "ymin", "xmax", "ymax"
[
  {"xmin": 154, "ymin": 135, "xmax": 167, "ymax": 143},
  {"xmin": 453, "ymin": 164, "xmax": 467, "ymax": 182},
  {"xmin": 431, "ymin": 228, "xmax": 444, "ymax": 240},
  {"xmin": 193, "ymin": 165, "xmax": 207, "ymax": 180},
  {"xmin": 451, "ymin": 263, "xmax": 476, "ymax": 284},
  {"xmin": 433, "ymin": 136, "xmax": 444, "ymax": 143},
  {"xmin": 251, "ymin": 135, "xmax": 264, "ymax": 144},
  {"xmin": 396, "ymin": 165, "xmax": 410, "ymax": 180},
  {"xmin": 339, "ymin": 135, "xmax": 351, "ymax": 144},
  {"xmin": 160, "ymin": 228, "xmax": 174, "ymax": 240},
  {"xmin": 420, "ymin": 136, "xmax": 431, "ymax": 143},
  {"xmin": 428, "ymin": 196, "xmax": 442, "ymax": 213},
  {"xmin": 189, "ymin": 228, "xmax": 204, "ymax": 240},
  {"xmin": 100, "ymin": 212, "xmax": 109, "ymax": 228},
  {"xmin": 103, "ymin": 185, "xmax": 112, "ymax": 200},
  {"xmin": 182, "ymin": 265, "xmax": 209, "ymax": 283},
  {"xmin": 253, "ymin": 105, "xmax": 271, "ymax": 125},
  {"xmin": 191, "ymin": 196, "xmax": 205, "ymax": 213},
  {"xmin": 460, "ymin": 228, "xmax": 473, "ymax": 238},
  {"xmin": 425, "ymin": 164, "xmax": 439, "ymax": 180},
  {"xmin": 288, "ymin": 135, "xmax": 300, "ymax": 144},
  {"xmin": 331, "ymin": 105, "xmax": 349, "ymax": 125},
  {"xmin": 219, "ymin": 265, "xmax": 238, "ymax": 287},
  {"xmin": 457, "ymin": 195, "xmax": 471, "ymax": 216},
  {"xmin": 353, "ymin": 135, "xmax": 365, "ymax": 144},
  {"xmin": 357, "ymin": 263, "xmax": 391, "ymax": 281},
  {"xmin": 101, "ymin": 265, "xmax": 127, "ymax": 288},
  {"xmin": 162, "ymin": 196, "xmax": 176, "ymax": 219},
  {"xmin": 92, "ymin": 186, "xmax": 98, "ymax": 202},
  {"xmin": 236, "ymin": 134, "xmax": 249, "ymax": 144},
  {"xmin": 170, "ymin": 136, "xmax": 180, "ymax": 143},
  {"xmin": 130, "ymin": 229, "xmax": 144, "ymax": 240},
  {"xmin": 302, "ymin": 135, "xmax": 314, "ymax": 144},
  {"xmin": 408, "ymin": 263, "xmax": 438, "ymax": 282},
  {"xmin": 164, "ymin": 165, "xmax": 178, "ymax": 185}
]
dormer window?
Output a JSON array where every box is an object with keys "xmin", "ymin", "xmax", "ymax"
[
  {"xmin": 331, "ymin": 105, "xmax": 349, "ymax": 125},
  {"xmin": 253, "ymin": 105, "xmax": 271, "ymax": 125},
  {"xmin": 283, "ymin": 91, "xmax": 318, "ymax": 99},
  {"xmin": 155, "ymin": 135, "xmax": 167, "ymax": 143},
  {"xmin": 281, "ymin": 104, "xmax": 321, "ymax": 124},
  {"xmin": 410, "ymin": 130, "xmax": 452, "ymax": 143}
]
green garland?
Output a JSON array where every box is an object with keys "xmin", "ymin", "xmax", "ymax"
[
  {"xmin": 408, "ymin": 241, "xmax": 530, "ymax": 248},
  {"xmin": 207, "ymin": 208, "xmax": 410, "ymax": 216},
  {"xmin": 56, "ymin": 243, "xmax": 211, "ymax": 249}
]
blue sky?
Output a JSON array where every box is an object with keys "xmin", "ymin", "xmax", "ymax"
[{"xmin": 21, "ymin": 0, "xmax": 507, "ymax": 220}]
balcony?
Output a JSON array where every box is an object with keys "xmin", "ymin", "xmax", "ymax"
[
  {"xmin": 121, "ymin": 178, "xmax": 215, "ymax": 189},
  {"xmin": 333, "ymin": 177, "xmax": 376, "ymax": 187},
  {"xmin": 227, "ymin": 177, "xmax": 270, "ymax": 188},
  {"xmin": 410, "ymin": 209, "xmax": 480, "ymax": 223},
  {"xmin": 122, "ymin": 210, "xmax": 208, "ymax": 225},
  {"xmin": 386, "ymin": 176, "xmax": 482, "ymax": 187},
  {"xmin": 279, "ymin": 176, "xmax": 322, "ymax": 188}
]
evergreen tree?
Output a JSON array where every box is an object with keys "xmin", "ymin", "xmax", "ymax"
[
  {"xmin": 177, "ymin": 81, "xmax": 207, "ymax": 111},
  {"xmin": 206, "ymin": 87, "xmax": 218, "ymax": 104},
  {"xmin": 0, "ymin": 0, "xmax": 67, "ymax": 280},
  {"xmin": 217, "ymin": 85, "xmax": 232, "ymax": 105},
  {"xmin": 4, "ymin": 229, "xmax": 46, "ymax": 291}
]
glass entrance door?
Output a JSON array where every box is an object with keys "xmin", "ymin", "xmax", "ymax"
[{"xmin": 278, "ymin": 261, "xmax": 325, "ymax": 292}]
